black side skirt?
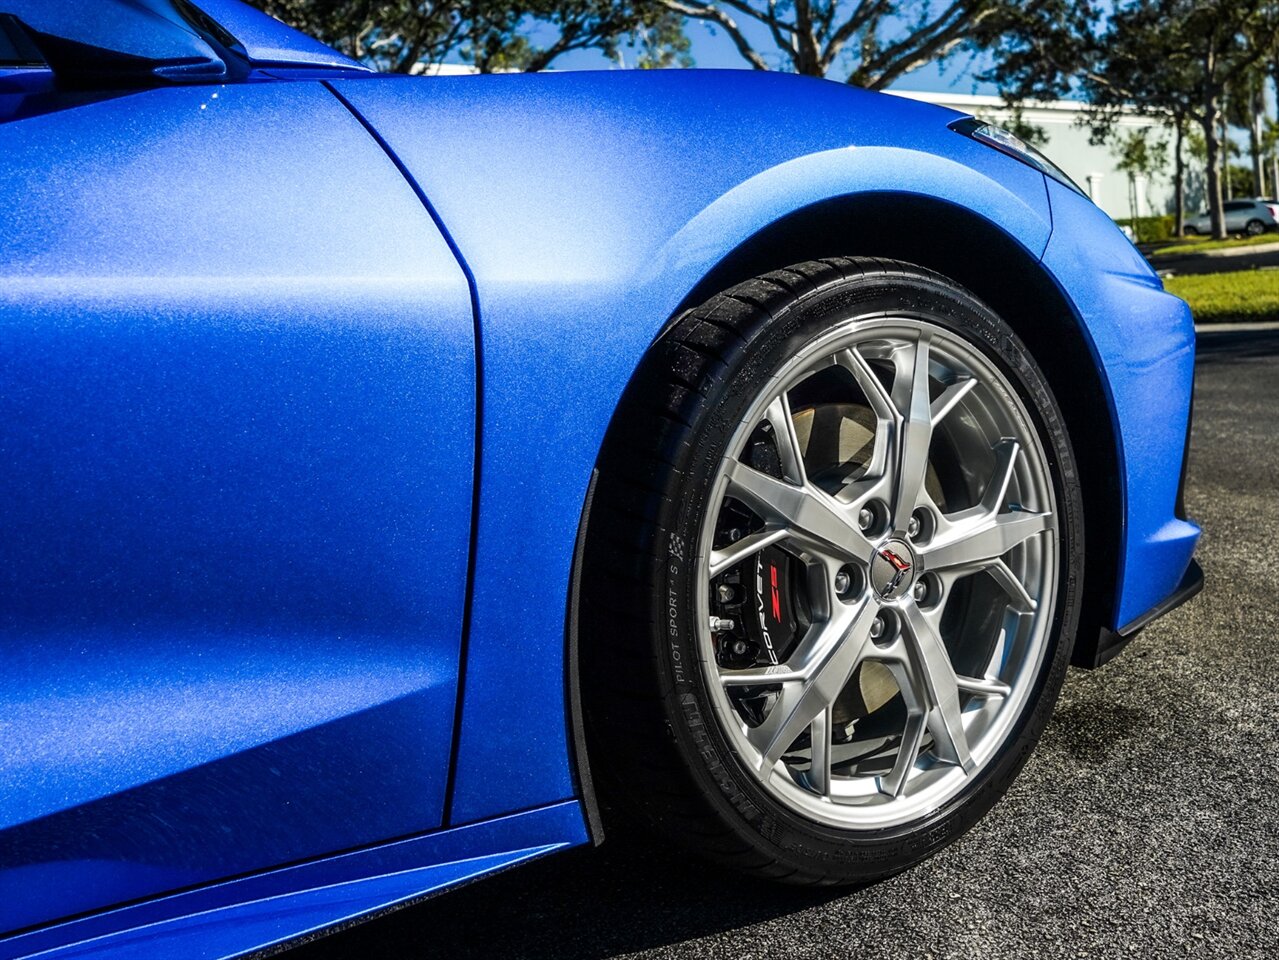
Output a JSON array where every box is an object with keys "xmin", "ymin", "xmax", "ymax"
[{"xmin": 1083, "ymin": 559, "xmax": 1204, "ymax": 668}]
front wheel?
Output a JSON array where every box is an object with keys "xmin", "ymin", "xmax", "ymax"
[
  {"xmin": 583, "ymin": 258, "xmax": 1084, "ymax": 884},
  {"xmin": 1245, "ymin": 218, "xmax": 1266, "ymax": 237}
]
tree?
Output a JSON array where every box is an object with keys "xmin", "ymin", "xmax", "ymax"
[
  {"xmin": 1263, "ymin": 115, "xmax": 1279, "ymax": 201},
  {"xmin": 1269, "ymin": 47, "xmax": 1279, "ymax": 196},
  {"xmin": 1226, "ymin": 64, "xmax": 1268, "ymax": 197},
  {"xmin": 982, "ymin": 1, "xmax": 1196, "ymax": 233},
  {"xmin": 1112, "ymin": 127, "xmax": 1169, "ymax": 240},
  {"xmin": 248, "ymin": 0, "xmax": 688, "ymax": 74},
  {"xmin": 1186, "ymin": 123, "xmax": 1209, "ymax": 209},
  {"xmin": 986, "ymin": 0, "xmax": 1279, "ymax": 240},
  {"xmin": 1123, "ymin": 2, "xmax": 1279, "ymax": 237},
  {"xmin": 649, "ymin": 0, "xmax": 1048, "ymax": 89},
  {"xmin": 1079, "ymin": 2, "xmax": 1198, "ymax": 235},
  {"xmin": 253, "ymin": 1, "xmax": 1081, "ymax": 90},
  {"xmin": 250, "ymin": 1, "xmax": 467, "ymax": 71},
  {"xmin": 478, "ymin": 0, "xmax": 690, "ymax": 72}
]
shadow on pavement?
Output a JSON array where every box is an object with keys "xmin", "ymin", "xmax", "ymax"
[{"xmin": 288, "ymin": 837, "xmax": 845, "ymax": 960}]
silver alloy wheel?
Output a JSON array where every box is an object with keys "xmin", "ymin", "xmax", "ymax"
[{"xmin": 695, "ymin": 316, "xmax": 1058, "ymax": 830}]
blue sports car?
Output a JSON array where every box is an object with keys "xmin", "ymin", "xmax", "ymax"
[{"xmin": 0, "ymin": 2, "xmax": 1202, "ymax": 957}]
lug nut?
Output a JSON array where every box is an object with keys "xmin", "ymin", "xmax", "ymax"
[
  {"xmin": 907, "ymin": 515, "xmax": 921, "ymax": 539},
  {"xmin": 709, "ymin": 616, "xmax": 735, "ymax": 633},
  {"xmin": 869, "ymin": 615, "xmax": 885, "ymax": 639},
  {"xmin": 913, "ymin": 581, "xmax": 927, "ymax": 601},
  {"xmin": 716, "ymin": 583, "xmax": 735, "ymax": 603},
  {"xmin": 834, "ymin": 571, "xmax": 851, "ymax": 595},
  {"xmin": 858, "ymin": 508, "xmax": 874, "ymax": 531}
]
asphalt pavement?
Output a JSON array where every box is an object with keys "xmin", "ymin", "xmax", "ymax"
[
  {"xmin": 289, "ymin": 325, "xmax": 1279, "ymax": 960},
  {"xmin": 1150, "ymin": 244, "xmax": 1279, "ymax": 275}
]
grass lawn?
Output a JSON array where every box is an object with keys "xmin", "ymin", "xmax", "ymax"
[
  {"xmin": 1154, "ymin": 233, "xmax": 1279, "ymax": 257},
  {"xmin": 1164, "ymin": 269, "xmax": 1279, "ymax": 324}
]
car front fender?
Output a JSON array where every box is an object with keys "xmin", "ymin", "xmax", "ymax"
[{"xmin": 330, "ymin": 70, "xmax": 1068, "ymax": 825}]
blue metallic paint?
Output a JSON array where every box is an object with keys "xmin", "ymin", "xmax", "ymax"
[
  {"xmin": 0, "ymin": 3, "xmax": 1200, "ymax": 953},
  {"xmin": 0, "ymin": 81, "xmax": 475, "ymax": 930},
  {"xmin": 191, "ymin": 0, "xmax": 370, "ymax": 72},
  {"xmin": 1038, "ymin": 180, "xmax": 1199, "ymax": 629},
  {"xmin": 0, "ymin": 802, "xmax": 586, "ymax": 960},
  {"xmin": 3, "ymin": 1, "xmax": 227, "ymax": 80}
]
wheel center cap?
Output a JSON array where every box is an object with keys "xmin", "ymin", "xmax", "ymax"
[{"xmin": 870, "ymin": 539, "xmax": 917, "ymax": 601}]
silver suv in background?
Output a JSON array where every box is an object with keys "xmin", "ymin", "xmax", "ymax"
[{"xmin": 1184, "ymin": 199, "xmax": 1279, "ymax": 236}]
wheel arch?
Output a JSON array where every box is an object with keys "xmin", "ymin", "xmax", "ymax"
[{"xmin": 663, "ymin": 191, "xmax": 1123, "ymax": 667}]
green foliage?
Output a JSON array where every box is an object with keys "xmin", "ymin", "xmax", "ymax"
[
  {"xmin": 247, "ymin": 0, "xmax": 688, "ymax": 73},
  {"xmin": 976, "ymin": 0, "xmax": 1104, "ymax": 104},
  {"xmin": 1224, "ymin": 163, "xmax": 1257, "ymax": 198},
  {"xmin": 1111, "ymin": 128, "xmax": 1169, "ymax": 241},
  {"xmin": 1113, "ymin": 128, "xmax": 1169, "ymax": 181},
  {"xmin": 1185, "ymin": 125, "xmax": 1208, "ymax": 166},
  {"xmin": 1186, "ymin": 142, "xmax": 1257, "ymax": 199},
  {"xmin": 1117, "ymin": 214, "xmax": 1176, "ymax": 243},
  {"xmin": 1263, "ymin": 116, "xmax": 1279, "ymax": 159},
  {"xmin": 248, "ymin": 1, "xmax": 461, "ymax": 72},
  {"xmin": 1164, "ymin": 269, "xmax": 1279, "ymax": 323}
]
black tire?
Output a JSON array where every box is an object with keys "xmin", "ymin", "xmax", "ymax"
[
  {"xmin": 581, "ymin": 258, "xmax": 1084, "ymax": 884},
  {"xmin": 1246, "ymin": 219, "xmax": 1266, "ymax": 237},
  {"xmin": 1184, "ymin": 226, "xmax": 1199, "ymax": 236}
]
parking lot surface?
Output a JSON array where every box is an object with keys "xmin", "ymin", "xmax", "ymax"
[{"xmin": 290, "ymin": 326, "xmax": 1277, "ymax": 960}]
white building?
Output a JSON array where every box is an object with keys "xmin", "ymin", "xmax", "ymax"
[{"xmin": 890, "ymin": 91, "xmax": 1176, "ymax": 221}]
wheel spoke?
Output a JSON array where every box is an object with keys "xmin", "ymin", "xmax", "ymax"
[
  {"xmin": 921, "ymin": 438, "xmax": 1050, "ymax": 571},
  {"xmin": 982, "ymin": 557, "xmax": 1038, "ymax": 613},
  {"xmin": 878, "ymin": 704, "xmax": 927, "ymax": 798},
  {"xmin": 829, "ymin": 347, "xmax": 895, "ymax": 498},
  {"xmin": 836, "ymin": 347, "xmax": 895, "ymax": 423},
  {"xmin": 723, "ymin": 457, "xmax": 808, "ymax": 525},
  {"xmin": 955, "ymin": 675, "xmax": 1012, "ymax": 698},
  {"xmin": 900, "ymin": 602, "xmax": 974, "ymax": 772},
  {"xmin": 724, "ymin": 458, "xmax": 873, "ymax": 563},
  {"xmin": 930, "ymin": 375, "xmax": 977, "ymax": 426},
  {"xmin": 745, "ymin": 599, "xmax": 878, "ymax": 771},
  {"xmin": 890, "ymin": 334, "xmax": 934, "ymax": 532},
  {"xmin": 923, "ymin": 510, "xmax": 1051, "ymax": 571},
  {"xmin": 720, "ymin": 662, "xmax": 806, "ymax": 686},
  {"xmin": 763, "ymin": 393, "xmax": 807, "ymax": 486},
  {"xmin": 980, "ymin": 438, "xmax": 1020, "ymax": 515},
  {"xmin": 808, "ymin": 706, "xmax": 833, "ymax": 797},
  {"xmin": 709, "ymin": 527, "xmax": 792, "ymax": 578}
]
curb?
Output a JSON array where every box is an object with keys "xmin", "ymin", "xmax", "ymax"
[{"xmin": 1195, "ymin": 320, "xmax": 1279, "ymax": 333}]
